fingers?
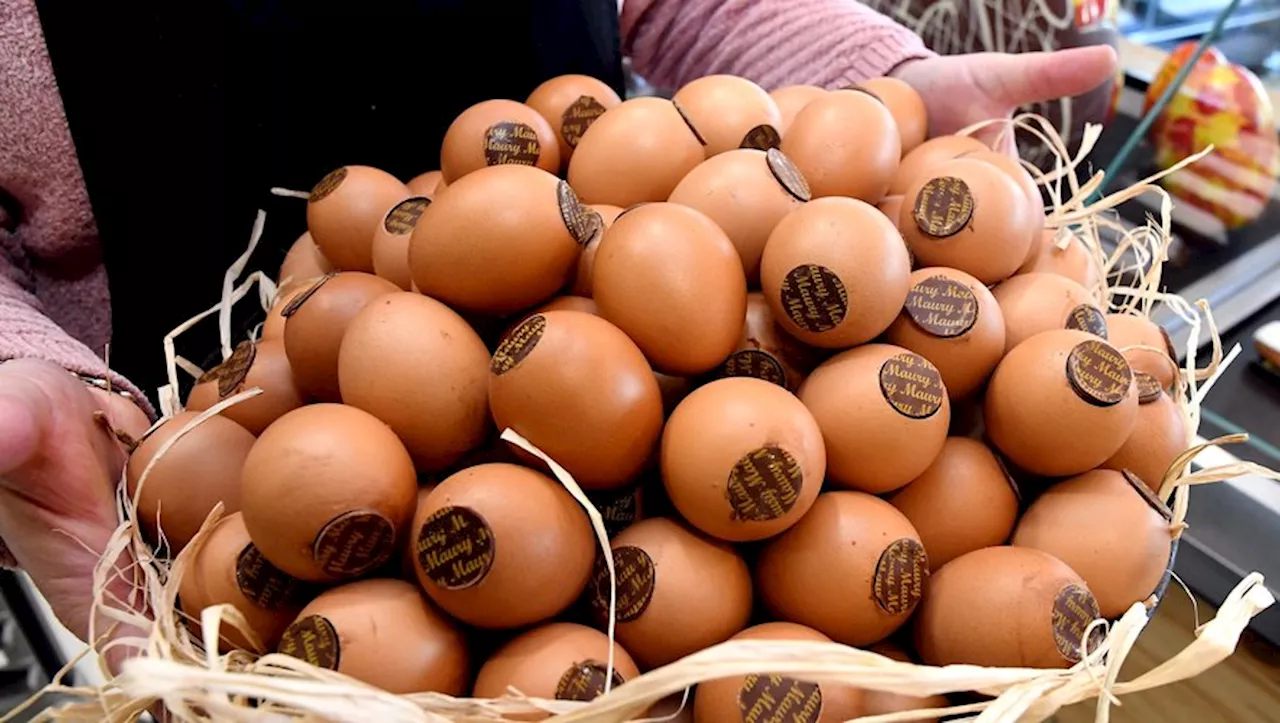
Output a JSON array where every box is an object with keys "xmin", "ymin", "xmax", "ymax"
[
  {"xmin": 978, "ymin": 45, "xmax": 1119, "ymax": 110},
  {"xmin": 0, "ymin": 383, "xmax": 43, "ymax": 476}
]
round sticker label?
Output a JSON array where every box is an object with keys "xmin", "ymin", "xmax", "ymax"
[
  {"xmin": 383, "ymin": 197, "xmax": 431, "ymax": 235},
  {"xmin": 671, "ymin": 99, "xmax": 707, "ymax": 145},
  {"xmin": 557, "ymin": 181, "xmax": 601, "ymax": 245},
  {"xmin": 313, "ymin": 510, "xmax": 396, "ymax": 578},
  {"xmin": 281, "ymin": 273, "xmax": 334, "ymax": 318},
  {"xmin": 904, "ymin": 275, "xmax": 978, "ymax": 338},
  {"xmin": 416, "ymin": 505, "xmax": 496, "ymax": 590},
  {"xmin": 561, "ymin": 95, "xmax": 608, "ymax": 149},
  {"xmin": 1122, "ymin": 469, "xmax": 1173, "ymax": 521},
  {"xmin": 491, "ymin": 314, "xmax": 546, "ymax": 375},
  {"xmin": 740, "ymin": 124, "xmax": 782, "ymax": 151},
  {"xmin": 878, "ymin": 353, "xmax": 945, "ymax": 419},
  {"xmin": 872, "ymin": 538, "xmax": 928, "ymax": 615},
  {"xmin": 766, "ymin": 148, "xmax": 811, "ymax": 202},
  {"xmin": 1066, "ymin": 340, "xmax": 1133, "ymax": 407},
  {"xmin": 235, "ymin": 543, "xmax": 310, "ymax": 610},
  {"xmin": 556, "ymin": 660, "xmax": 627, "ymax": 701},
  {"xmin": 309, "ymin": 167, "xmax": 347, "ymax": 203},
  {"xmin": 1065, "ymin": 304, "xmax": 1109, "ymax": 339},
  {"xmin": 1052, "ymin": 584, "xmax": 1104, "ymax": 663},
  {"xmin": 1134, "ymin": 371, "xmax": 1163, "ymax": 404},
  {"xmin": 589, "ymin": 486, "xmax": 642, "ymax": 539},
  {"xmin": 911, "ymin": 176, "xmax": 974, "ymax": 238},
  {"xmin": 721, "ymin": 349, "xmax": 787, "ymax": 388},
  {"xmin": 726, "ymin": 446, "xmax": 804, "ymax": 522},
  {"xmin": 589, "ymin": 545, "xmax": 656, "ymax": 624},
  {"xmin": 484, "ymin": 122, "xmax": 541, "ymax": 166},
  {"xmin": 278, "ymin": 614, "xmax": 340, "ymax": 670},
  {"xmin": 198, "ymin": 340, "xmax": 257, "ymax": 399},
  {"xmin": 738, "ymin": 674, "xmax": 823, "ymax": 723},
  {"xmin": 779, "ymin": 264, "xmax": 848, "ymax": 333}
]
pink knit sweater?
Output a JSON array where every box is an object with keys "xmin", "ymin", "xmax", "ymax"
[{"xmin": 0, "ymin": 0, "xmax": 929, "ymax": 414}]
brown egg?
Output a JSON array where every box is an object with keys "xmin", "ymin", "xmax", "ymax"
[
  {"xmin": 991, "ymin": 272, "xmax": 1101, "ymax": 354},
  {"xmin": 411, "ymin": 463, "xmax": 594, "ymax": 628},
  {"xmin": 963, "ymin": 150, "xmax": 1045, "ymax": 250},
  {"xmin": 185, "ymin": 339, "xmax": 305, "ymax": 435},
  {"xmin": 913, "ymin": 546, "xmax": 1104, "ymax": 669},
  {"xmin": 278, "ymin": 578, "xmax": 469, "ymax": 695},
  {"xmin": 900, "ymin": 158, "xmax": 1036, "ymax": 285},
  {"xmin": 525, "ymin": 74, "xmax": 624, "ymax": 167},
  {"xmin": 863, "ymin": 642, "xmax": 948, "ymax": 721},
  {"xmin": 889, "ymin": 135, "xmax": 987, "ymax": 197},
  {"xmin": 693, "ymin": 622, "xmax": 865, "ymax": 723},
  {"xmin": 278, "ymin": 232, "xmax": 333, "ymax": 289},
  {"xmin": 888, "ymin": 437, "xmax": 1019, "ymax": 571},
  {"xmin": 409, "ymin": 165, "xmax": 588, "ymax": 315},
  {"xmin": 566, "ymin": 204, "xmax": 623, "ymax": 297},
  {"xmin": 533, "ymin": 295, "xmax": 599, "ymax": 316},
  {"xmin": 568, "ymin": 97, "xmax": 705, "ymax": 207},
  {"xmin": 338, "ymin": 292, "xmax": 491, "ymax": 472},
  {"xmin": 371, "ymin": 196, "xmax": 431, "ymax": 290},
  {"xmin": 661, "ymin": 377, "xmax": 825, "ymax": 542},
  {"xmin": 781, "ymin": 90, "xmax": 900, "ymax": 201},
  {"xmin": 1106, "ymin": 313, "xmax": 1179, "ymax": 391},
  {"xmin": 799, "ymin": 344, "xmax": 950, "ymax": 494},
  {"xmin": 593, "ymin": 202, "xmax": 747, "ymax": 375},
  {"xmin": 714, "ymin": 292, "xmax": 824, "ymax": 392},
  {"xmin": 126, "ymin": 411, "xmax": 256, "ymax": 553},
  {"xmin": 672, "ymin": 75, "xmax": 784, "ymax": 157},
  {"xmin": 757, "ymin": 491, "xmax": 927, "ymax": 646},
  {"xmin": 884, "ymin": 267, "xmax": 1006, "ymax": 400},
  {"xmin": 474, "ymin": 623, "xmax": 640, "ymax": 709},
  {"xmin": 280, "ymin": 272, "xmax": 400, "ymax": 401},
  {"xmin": 178, "ymin": 512, "xmax": 316, "ymax": 653},
  {"xmin": 261, "ymin": 284, "xmax": 310, "ymax": 341},
  {"xmin": 489, "ymin": 310, "xmax": 664, "ymax": 490},
  {"xmin": 1101, "ymin": 374, "xmax": 1187, "ymax": 491},
  {"xmin": 668, "ymin": 148, "xmax": 809, "ymax": 284},
  {"xmin": 761, "ymin": 197, "xmax": 911, "ymax": 348},
  {"xmin": 769, "ymin": 85, "xmax": 826, "ymax": 134},
  {"xmin": 587, "ymin": 518, "xmax": 752, "ymax": 669},
  {"xmin": 406, "ymin": 170, "xmax": 444, "ymax": 197},
  {"xmin": 877, "ymin": 195, "xmax": 904, "ymax": 231},
  {"xmin": 1013, "ymin": 469, "xmax": 1174, "ymax": 619},
  {"xmin": 1018, "ymin": 227, "xmax": 1104, "ymax": 290},
  {"xmin": 440, "ymin": 99, "xmax": 560, "ymax": 182},
  {"xmin": 857, "ymin": 77, "xmax": 928, "ymax": 155},
  {"xmin": 984, "ymin": 329, "xmax": 1139, "ymax": 477},
  {"xmin": 305, "ymin": 166, "xmax": 410, "ymax": 272},
  {"xmin": 240, "ymin": 404, "xmax": 418, "ymax": 582}
]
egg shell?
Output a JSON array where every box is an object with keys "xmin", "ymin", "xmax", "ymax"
[
  {"xmin": 1013, "ymin": 469, "xmax": 1174, "ymax": 619},
  {"xmin": 900, "ymin": 158, "xmax": 1036, "ymax": 285},
  {"xmin": 1018, "ymin": 228, "xmax": 1103, "ymax": 291},
  {"xmin": 489, "ymin": 310, "xmax": 664, "ymax": 491},
  {"xmin": 587, "ymin": 518, "xmax": 752, "ymax": 669},
  {"xmin": 668, "ymin": 148, "xmax": 808, "ymax": 284},
  {"xmin": 781, "ymin": 90, "xmax": 900, "ymax": 201},
  {"xmin": 963, "ymin": 150, "xmax": 1045, "ymax": 253},
  {"xmin": 692, "ymin": 622, "xmax": 865, "ymax": 723},
  {"xmin": 1105, "ymin": 313, "xmax": 1179, "ymax": 391},
  {"xmin": 261, "ymin": 284, "xmax": 311, "ymax": 341},
  {"xmin": 177, "ymin": 512, "xmax": 316, "ymax": 653},
  {"xmin": 714, "ymin": 292, "xmax": 825, "ymax": 392},
  {"xmin": 406, "ymin": 170, "xmax": 444, "ymax": 197},
  {"xmin": 984, "ymin": 329, "xmax": 1139, "ymax": 477},
  {"xmin": 186, "ymin": 339, "xmax": 305, "ymax": 435},
  {"xmin": 440, "ymin": 99, "xmax": 560, "ymax": 182},
  {"xmin": 884, "ymin": 267, "xmax": 1006, "ymax": 400},
  {"xmin": 912, "ymin": 546, "xmax": 1103, "ymax": 669},
  {"xmin": 409, "ymin": 164, "xmax": 586, "ymax": 315},
  {"xmin": 761, "ymin": 197, "xmax": 911, "ymax": 348},
  {"xmin": 769, "ymin": 85, "xmax": 826, "ymax": 135},
  {"xmin": 889, "ymin": 135, "xmax": 987, "ymax": 197},
  {"xmin": 568, "ymin": 97, "xmax": 706, "ymax": 207},
  {"xmin": 305, "ymin": 166, "xmax": 411, "ymax": 272},
  {"xmin": 888, "ymin": 437, "xmax": 1019, "ymax": 571},
  {"xmin": 277, "ymin": 578, "xmax": 469, "ymax": 695},
  {"xmin": 567, "ymin": 204, "xmax": 623, "ymax": 297},
  {"xmin": 411, "ymin": 463, "xmax": 594, "ymax": 629},
  {"xmin": 525, "ymin": 74, "xmax": 624, "ymax": 167},
  {"xmin": 281, "ymin": 272, "xmax": 400, "ymax": 402},
  {"xmin": 278, "ymin": 232, "xmax": 334, "ymax": 289},
  {"xmin": 240, "ymin": 404, "xmax": 418, "ymax": 583},
  {"xmin": 1100, "ymin": 379, "xmax": 1187, "ymax": 491},
  {"xmin": 473, "ymin": 622, "xmax": 640, "ymax": 710},
  {"xmin": 593, "ymin": 202, "xmax": 747, "ymax": 375},
  {"xmin": 371, "ymin": 196, "xmax": 432, "ymax": 290},
  {"xmin": 862, "ymin": 642, "xmax": 948, "ymax": 721},
  {"xmin": 661, "ymin": 377, "xmax": 825, "ymax": 542},
  {"xmin": 991, "ymin": 272, "xmax": 1100, "ymax": 355},
  {"xmin": 126, "ymin": 411, "xmax": 255, "ymax": 553},
  {"xmin": 534, "ymin": 295, "xmax": 599, "ymax": 316},
  {"xmin": 799, "ymin": 344, "xmax": 951, "ymax": 494},
  {"xmin": 672, "ymin": 75, "xmax": 784, "ymax": 157},
  {"xmin": 338, "ymin": 292, "xmax": 491, "ymax": 472},
  {"xmin": 756, "ymin": 491, "xmax": 927, "ymax": 646},
  {"xmin": 857, "ymin": 77, "xmax": 928, "ymax": 154},
  {"xmin": 877, "ymin": 195, "xmax": 904, "ymax": 231}
]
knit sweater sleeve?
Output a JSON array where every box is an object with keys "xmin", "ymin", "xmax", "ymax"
[{"xmin": 621, "ymin": 0, "xmax": 934, "ymax": 92}]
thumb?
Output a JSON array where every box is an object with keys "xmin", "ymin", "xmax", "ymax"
[
  {"xmin": 0, "ymin": 376, "xmax": 48, "ymax": 476},
  {"xmin": 978, "ymin": 45, "xmax": 1119, "ymax": 109}
]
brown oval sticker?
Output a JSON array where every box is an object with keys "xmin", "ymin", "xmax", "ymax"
[
  {"xmin": 383, "ymin": 196, "xmax": 431, "ymax": 235},
  {"xmin": 484, "ymin": 121, "xmax": 541, "ymax": 166},
  {"xmin": 738, "ymin": 674, "xmax": 823, "ymax": 723},
  {"xmin": 561, "ymin": 95, "xmax": 608, "ymax": 149},
  {"xmin": 740, "ymin": 124, "xmax": 782, "ymax": 151},
  {"xmin": 671, "ymin": 99, "xmax": 707, "ymax": 145},
  {"xmin": 766, "ymin": 148, "xmax": 811, "ymax": 202},
  {"xmin": 1065, "ymin": 304, "xmax": 1108, "ymax": 339},
  {"xmin": 1121, "ymin": 469, "xmax": 1173, "ymax": 521},
  {"xmin": 235, "ymin": 543, "xmax": 311, "ymax": 610},
  {"xmin": 309, "ymin": 167, "xmax": 347, "ymax": 203},
  {"xmin": 589, "ymin": 486, "xmax": 642, "ymax": 539},
  {"xmin": 1134, "ymin": 371, "xmax": 1163, "ymax": 404},
  {"xmin": 904, "ymin": 275, "xmax": 978, "ymax": 338},
  {"xmin": 912, "ymin": 176, "xmax": 974, "ymax": 238},
  {"xmin": 1066, "ymin": 340, "xmax": 1133, "ymax": 407},
  {"xmin": 1051, "ymin": 583, "xmax": 1104, "ymax": 663},
  {"xmin": 557, "ymin": 180, "xmax": 601, "ymax": 245},
  {"xmin": 872, "ymin": 538, "xmax": 928, "ymax": 615},
  {"xmin": 726, "ymin": 446, "xmax": 804, "ymax": 522},
  {"xmin": 779, "ymin": 264, "xmax": 848, "ymax": 333},
  {"xmin": 416, "ymin": 505, "xmax": 496, "ymax": 590},
  {"xmin": 878, "ymin": 352, "xmax": 945, "ymax": 419},
  {"xmin": 280, "ymin": 272, "xmax": 335, "ymax": 318},
  {"xmin": 556, "ymin": 660, "xmax": 626, "ymax": 701},
  {"xmin": 589, "ymin": 545, "xmax": 656, "ymax": 624},
  {"xmin": 313, "ymin": 510, "xmax": 396, "ymax": 578},
  {"xmin": 278, "ymin": 614, "xmax": 340, "ymax": 670},
  {"xmin": 491, "ymin": 314, "xmax": 546, "ymax": 375},
  {"xmin": 721, "ymin": 349, "xmax": 787, "ymax": 388},
  {"xmin": 198, "ymin": 340, "xmax": 257, "ymax": 399}
]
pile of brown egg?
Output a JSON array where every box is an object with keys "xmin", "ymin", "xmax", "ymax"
[{"xmin": 128, "ymin": 72, "xmax": 1187, "ymax": 721}]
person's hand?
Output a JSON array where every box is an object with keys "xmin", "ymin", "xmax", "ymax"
[
  {"xmin": 0, "ymin": 359, "xmax": 149, "ymax": 647},
  {"xmin": 891, "ymin": 45, "xmax": 1120, "ymax": 150}
]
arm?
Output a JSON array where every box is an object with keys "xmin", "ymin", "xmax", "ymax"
[{"xmin": 622, "ymin": 0, "xmax": 934, "ymax": 92}]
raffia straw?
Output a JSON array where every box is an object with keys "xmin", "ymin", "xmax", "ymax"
[{"xmin": 271, "ymin": 187, "xmax": 311, "ymax": 199}]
